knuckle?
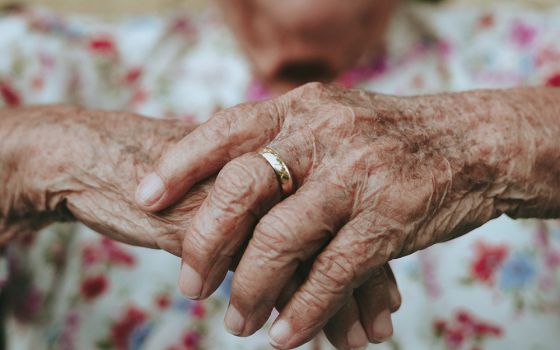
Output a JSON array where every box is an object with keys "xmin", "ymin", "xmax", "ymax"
[
  {"xmin": 205, "ymin": 104, "xmax": 258, "ymax": 144},
  {"xmin": 336, "ymin": 105, "xmax": 357, "ymax": 124},
  {"xmin": 259, "ymin": 102, "xmax": 283, "ymax": 134},
  {"xmin": 293, "ymin": 288, "xmax": 330, "ymax": 319},
  {"xmin": 214, "ymin": 102, "xmax": 280, "ymax": 145},
  {"xmin": 214, "ymin": 157, "xmax": 259, "ymax": 202},
  {"xmin": 183, "ymin": 225, "xmax": 212, "ymax": 261},
  {"xmin": 311, "ymin": 253, "xmax": 356, "ymax": 294},
  {"xmin": 311, "ymin": 104, "xmax": 356, "ymax": 132},
  {"xmin": 202, "ymin": 113, "xmax": 234, "ymax": 140},
  {"xmin": 344, "ymin": 219, "xmax": 395, "ymax": 264},
  {"xmin": 252, "ymin": 211, "xmax": 298, "ymax": 257},
  {"xmin": 240, "ymin": 100, "xmax": 283, "ymax": 136},
  {"xmin": 302, "ymin": 81, "xmax": 327, "ymax": 93},
  {"xmin": 290, "ymin": 81, "xmax": 328, "ymax": 100},
  {"xmin": 228, "ymin": 267, "xmax": 277, "ymax": 316},
  {"xmin": 230, "ymin": 273, "xmax": 256, "ymax": 305},
  {"xmin": 207, "ymin": 184, "xmax": 241, "ymax": 217},
  {"xmin": 291, "ymin": 285, "xmax": 347, "ymax": 330}
]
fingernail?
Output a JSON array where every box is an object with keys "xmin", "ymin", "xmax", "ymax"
[
  {"xmin": 269, "ymin": 319, "xmax": 292, "ymax": 348},
  {"xmin": 372, "ymin": 309, "xmax": 393, "ymax": 342},
  {"xmin": 179, "ymin": 263, "xmax": 202, "ymax": 299},
  {"xmin": 224, "ymin": 305, "xmax": 245, "ymax": 336},
  {"xmin": 136, "ymin": 173, "xmax": 165, "ymax": 206},
  {"xmin": 347, "ymin": 321, "xmax": 369, "ymax": 349}
]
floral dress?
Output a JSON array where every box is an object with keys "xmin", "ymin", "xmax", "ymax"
[{"xmin": 0, "ymin": 2, "xmax": 559, "ymax": 350}]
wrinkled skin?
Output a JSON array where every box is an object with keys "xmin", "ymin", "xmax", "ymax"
[
  {"xmin": 0, "ymin": 105, "xmax": 401, "ymax": 350},
  {"xmin": 0, "ymin": 106, "xmax": 207, "ymax": 254},
  {"xmin": 137, "ymin": 83, "xmax": 560, "ymax": 349},
  {"xmin": 216, "ymin": 0, "xmax": 397, "ymax": 90}
]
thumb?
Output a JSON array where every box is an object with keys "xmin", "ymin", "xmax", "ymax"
[{"xmin": 135, "ymin": 100, "xmax": 283, "ymax": 211}]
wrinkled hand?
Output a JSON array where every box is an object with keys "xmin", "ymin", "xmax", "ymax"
[
  {"xmin": 1, "ymin": 105, "xmax": 395, "ymax": 349},
  {"xmin": 136, "ymin": 83, "xmax": 545, "ymax": 349},
  {"xmin": 0, "ymin": 106, "xmax": 209, "ymax": 255}
]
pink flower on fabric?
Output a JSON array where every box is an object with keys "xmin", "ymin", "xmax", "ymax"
[
  {"xmin": 130, "ymin": 88, "xmax": 148, "ymax": 106},
  {"xmin": 111, "ymin": 305, "xmax": 147, "ymax": 350},
  {"xmin": 81, "ymin": 238, "xmax": 136, "ymax": 268},
  {"xmin": 444, "ymin": 327, "xmax": 465, "ymax": 349},
  {"xmin": 82, "ymin": 245, "xmax": 103, "ymax": 266},
  {"xmin": 436, "ymin": 40, "xmax": 453, "ymax": 59},
  {"xmin": 88, "ymin": 36, "xmax": 118, "ymax": 56},
  {"xmin": 456, "ymin": 310, "xmax": 474, "ymax": 326},
  {"xmin": 470, "ymin": 242, "xmax": 508, "ymax": 285},
  {"xmin": 473, "ymin": 322, "xmax": 503, "ymax": 337},
  {"xmin": 433, "ymin": 310, "xmax": 503, "ymax": 349},
  {"xmin": 0, "ymin": 80, "xmax": 21, "ymax": 106},
  {"xmin": 155, "ymin": 294, "xmax": 171, "ymax": 310},
  {"xmin": 124, "ymin": 67, "xmax": 143, "ymax": 84},
  {"xmin": 546, "ymin": 72, "xmax": 560, "ymax": 87},
  {"xmin": 182, "ymin": 330, "xmax": 202, "ymax": 349},
  {"xmin": 80, "ymin": 274, "xmax": 109, "ymax": 300},
  {"xmin": 478, "ymin": 14, "xmax": 495, "ymax": 29},
  {"xmin": 433, "ymin": 319, "xmax": 447, "ymax": 336},
  {"xmin": 102, "ymin": 238, "xmax": 136, "ymax": 267},
  {"xmin": 511, "ymin": 20, "xmax": 537, "ymax": 48},
  {"xmin": 191, "ymin": 301, "xmax": 206, "ymax": 319}
]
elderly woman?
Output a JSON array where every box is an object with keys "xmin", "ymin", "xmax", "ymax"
[{"xmin": 1, "ymin": 0, "xmax": 559, "ymax": 349}]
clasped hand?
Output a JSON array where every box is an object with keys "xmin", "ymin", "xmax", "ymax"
[{"xmin": 136, "ymin": 83, "xmax": 525, "ymax": 349}]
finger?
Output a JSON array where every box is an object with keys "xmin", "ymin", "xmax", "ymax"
[
  {"xmin": 224, "ymin": 179, "xmax": 352, "ymax": 337},
  {"xmin": 384, "ymin": 263, "xmax": 402, "ymax": 313},
  {"xmin": 179, "ymin": 132, "xmax": 314, "ymax": 300},
  {"xmin": 276, "ymin": 265, "xmax": 368, "ymax": 350},
  {"xmin": 268, "ymin": 214, "xmax": 398, "ymax": 349},
  {"xmin": 277, "ymin": 265, "xmax": 398, "ymax": 349},
  {"xmin": 178, "ymin": 152, "xmax": 281, "ymax": 299},
  {"xmin": 323, "ymin": 298, "xmax": 369, "ymax": 350},
  {"xmin": 355, "ymin": 266, "xmax": 394, "ymax": 343},
  {"xmin": 135, "ymin": 100, "xmax": 284, "ymax": 211}
]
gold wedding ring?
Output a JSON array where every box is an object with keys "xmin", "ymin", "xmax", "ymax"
[{"xmin": 259, "ymin": 147, "xmax": 295, "ymax": 196}]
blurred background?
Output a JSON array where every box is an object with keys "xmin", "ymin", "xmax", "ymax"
[
  {"xmin": 0, "ymin": 0, "xmax": 558, "ymax": 16},
  {"xmin": 0, "ymin": 0, "xmax": 209, "ymax": 15}
]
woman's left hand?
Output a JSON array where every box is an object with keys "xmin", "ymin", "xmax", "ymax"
[{"xmin": 136, "ymin": 83, "xmax": 555, "ymax": 349}]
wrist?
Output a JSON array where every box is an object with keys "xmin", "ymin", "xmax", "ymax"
[
  {"xmin": 412, "ymin": 88, "xmax": 560, "ymax": 219},
  {"xmin": 0, "ymin": 107, "xmax": 57, "ymax": 240},
  {"xmin": 492, "ymin": 87, "xmax": 560, "ymax": 218}
]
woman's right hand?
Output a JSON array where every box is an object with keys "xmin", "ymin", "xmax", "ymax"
[
  {"xmin": 0, "ymin": 105, "xmax": 401, "ymax": 350},
  {"xmin": 0, "ymin": 105, "xmax": 208, "ymax": 255}
]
